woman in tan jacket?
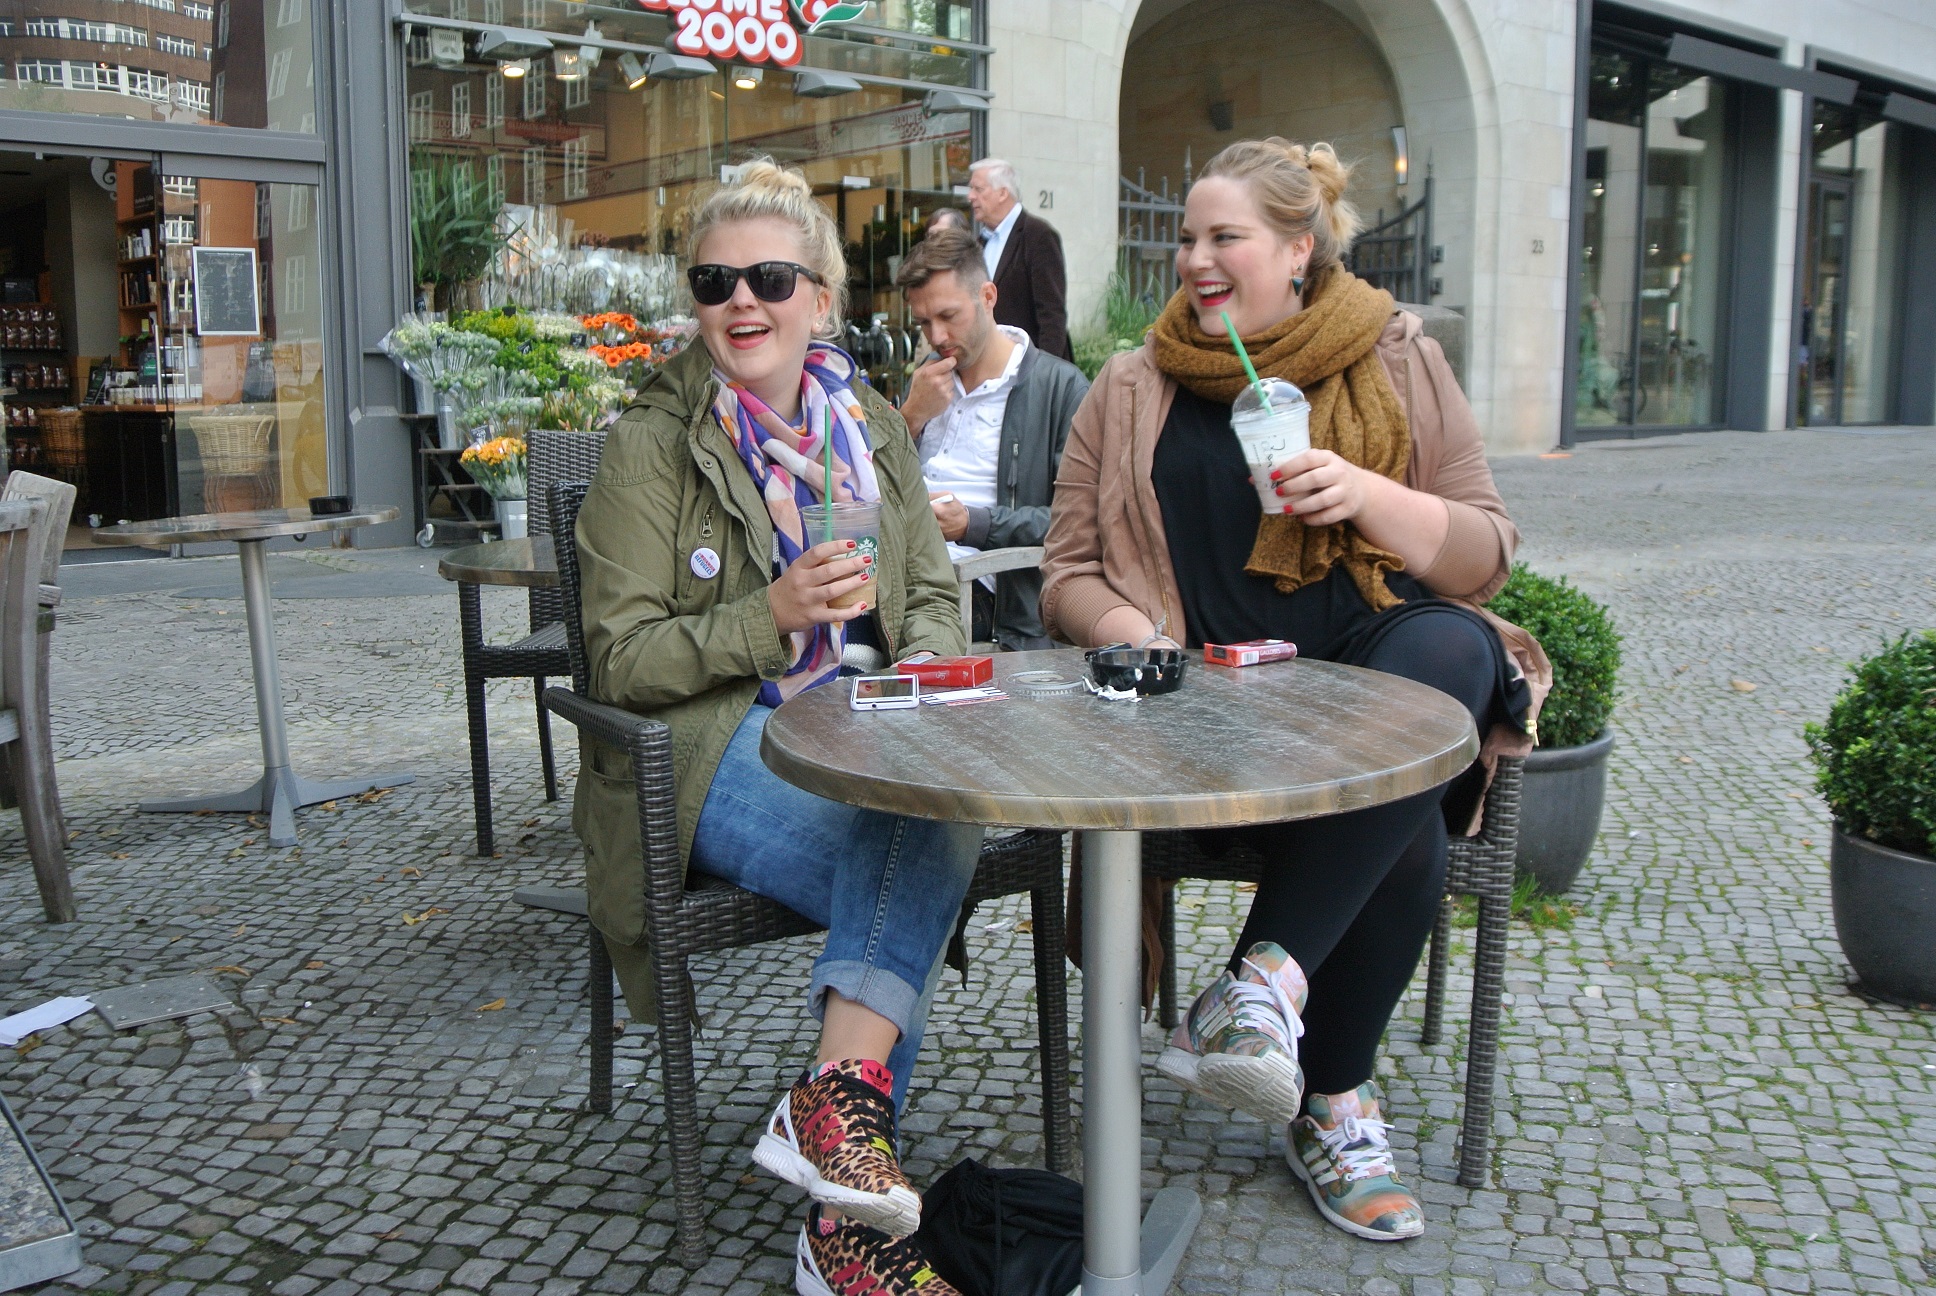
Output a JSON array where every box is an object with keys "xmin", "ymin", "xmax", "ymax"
[{"xmin": 1041, "ymin": 139, "xmax": 1544, "ymax": 1244}]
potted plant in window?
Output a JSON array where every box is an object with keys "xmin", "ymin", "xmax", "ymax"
[
  {"xmin": 1806, "ymin": 631, "xmax": 1936, "ymax": 1007},
  {"xmin": 409, "ymin": 156, "xmax": 511, "ymax": 314},
  {"xmin": 1487, "ymin": 564, "xmax": 1622, "ymax": 894}
]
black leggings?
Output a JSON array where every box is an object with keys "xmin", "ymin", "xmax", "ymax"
[{"xmin": 1222, "ymin": 607, "xmax": 1500, "ymax": 1097}]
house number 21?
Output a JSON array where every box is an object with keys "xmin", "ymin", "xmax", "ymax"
[{"xmin": 1038, "ymin": 190, "xmax": 1054, "ymax": 210}]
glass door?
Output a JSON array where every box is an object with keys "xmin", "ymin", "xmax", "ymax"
[
  {"xmin": 1800, "ymin": 175, "xmax": 1850, "ymax": 426},
  {"xmin": 154, "ymin": 167, "xmax": 329, "ymax": 514}
]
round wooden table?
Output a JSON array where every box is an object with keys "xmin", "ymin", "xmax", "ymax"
[
  {"xmin": 762, "ymin": 648, "xmax": 1479, "ymax": 1296},
  {"xmin": 92, "ymin": 507, "xmax": 412, "ymax": 847}
]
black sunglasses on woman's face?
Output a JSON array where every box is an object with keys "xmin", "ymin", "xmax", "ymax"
[{"xmin": 687, "ymin": 261, "xmax": 825, "ymax": 306}]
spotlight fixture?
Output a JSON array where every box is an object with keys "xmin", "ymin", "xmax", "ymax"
[
  {"xmin": 578, "ymin": 22, "xmax": 604, "ymax": 69},
  {"xmin": 794, "ymin": 69, "xmax": 861, "ymax": 97},
  {"xmin": 500, "ymin": 57, "xmax": 530, "ymax": 78},
  {"xmin": 922, "ymin": 88, "xmax": 988, "ymax": 115},
  {"xmin": 553, "ymin": 47, "xmax": 585, "ymax": 80},
  {"xmin": 1392, "ymin": 125, "xmax": 1409, "ymax": 186},
  {"xmin": 644, "ymin": 49, "xmax": 716, "ymax": 81},
  {"xmin": 732, "ymin": 66, "xmax": 763, "ymax": 90},
  {"xmin": 618, "ymin": 52, "xmax": 650, "ymax": 89},
  {"xmin": 476, "ymin": 26, "xmax": 553, "ymax": 60},
  {"xmin": 428, "ymin": 27, "xmax": 465, "ymax": 68}
]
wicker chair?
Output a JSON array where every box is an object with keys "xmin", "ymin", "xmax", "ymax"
[
  {"xmin": 186, "ymin": 412, "xmax": 275, "ymax": 512},
  {"xmin": 540, "ymin": 480, "xmax": 1073, "ymax": 1267},
  {"xmin": 1142, "ymin": 755, "xmax": 1523, "ymax": 1188},
  {"xmin": 455, "ymin": 430, "xmax": 604, "ymax": 855},
  {"xmin": 0, "ymin": 495, "xmax": 69, "ymax": 923}
]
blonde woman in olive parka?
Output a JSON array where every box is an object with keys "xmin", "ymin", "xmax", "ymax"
[{"xmin": 571, "ymin": 162, "xmax": 978, "ymax": 1290}]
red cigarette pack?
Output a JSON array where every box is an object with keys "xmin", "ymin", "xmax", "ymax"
[
  {"xmin": 1204, "ymin": 639, "xmax": 1298, "ymax": 668},
  {"xmin": 895, "ymin": 655, "xmax": 994, "ymax": 688}
]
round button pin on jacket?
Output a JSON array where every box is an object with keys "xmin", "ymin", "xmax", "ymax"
[{"xmin": 690, "ymin": 547, "xmax": 721, "ymax": 579}]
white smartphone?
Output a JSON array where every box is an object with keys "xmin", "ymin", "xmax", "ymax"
[{"xmin": 849, "ymin": 673, "xmax": 920, "ymax": 711}]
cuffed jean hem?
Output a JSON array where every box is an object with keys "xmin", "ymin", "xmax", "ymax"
[{"xmin": 809, "ymin": 959, "xmax": 923, "ymax": 1040}]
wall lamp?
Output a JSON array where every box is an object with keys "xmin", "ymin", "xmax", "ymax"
[
  {"xmin": 1392, "ymin": 125, "xmax": 1409, "ymax": 186},
  {"xmin": 476, "ymin": 26, "xmax": 553, "ymax": 60},
  {"xmin": 923, "ymin": 88, "xmax": 988, "ymax": 115},
  {"xmin": 553, "ymin": 47, "xmax": 584, "ymax": 80},
  {"xmin": 499, "ymin": 57, "xmax": 530, "ymax": 78},
  {"xmin": 645, "ymin": 49, "xmax": 716, "ymax": 80},
  {"xmin": 795, "ymin": 69, "xmax": 862, "ymax": 97}
]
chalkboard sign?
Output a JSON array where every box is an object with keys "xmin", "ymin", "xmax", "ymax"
[{"xmin": 191, "ymin": 247, "xmax": 261, "ymax": 337}]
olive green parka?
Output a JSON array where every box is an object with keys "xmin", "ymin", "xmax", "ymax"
[{"xmin": 571, "ymin": 339, "xmax": 966, "ymax": 1020}]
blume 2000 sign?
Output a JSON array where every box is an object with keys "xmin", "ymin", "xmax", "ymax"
[{"xmin": 635, "ymin": 0, "xmax": 869, "ymax": 67}]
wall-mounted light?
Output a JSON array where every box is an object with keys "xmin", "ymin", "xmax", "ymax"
[
  {"xmin": 476, "ymin": 26, "xmax": 553, "ymax": 60},
  {"xmin": 578, "ymin": 22, "xmax": 603, "ymax": 70},
  {"xmin": 794, "ymin": 69, "xmax": 862, "ymax": 98},
  {"xmin": 923, "ymin": 88, "xmax": 988, "ymax": 115},
  {"xmin": 500, "ymin": 58, "xmax": 530, "ymax": 78},
  {"xmin": 732, "ymin": 66, "xmax": 763, "ymax": 90},
  {"xmin": 618, "ymin": 52, "xmax": 650, "ymax": 90},
  {"xmin": 645, "ymin": 50, "xmax": 716, "ymax": 81},
  {"xmin": 1392, "ymin": 125, "xmax": 1409, "ymax": 186},
  {"xmin": 553, "ymin": 48, "xmax": 585, "ymax": 80},
  {"xmin": 428, "ymin": 28, "xmax": 465, "ymax": 68}
]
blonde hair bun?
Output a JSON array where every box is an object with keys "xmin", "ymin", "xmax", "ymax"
[
  {"xmin": 1203, "ymin": 138, "xmax": 1362, "ymax": 276},
  {"xmin": 688, "ymin": 157, "xmax": 849, "ymax": 336}
]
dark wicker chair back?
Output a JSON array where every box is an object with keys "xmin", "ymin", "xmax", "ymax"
[
  {"xmin": 547, "ymin": 481, "xmax": 593, "ymax": 697},
  {"xmin": 527, "ymin": 431, "xmax": 605, "ymax": 631}
]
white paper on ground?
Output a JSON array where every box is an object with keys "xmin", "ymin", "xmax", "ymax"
[{"xmin": 0, "ymin": 996, "xmax": 95, "ymax": 1046}]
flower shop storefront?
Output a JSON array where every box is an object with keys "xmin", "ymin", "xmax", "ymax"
[{"xmin": 391, "ymin": 0, "xmax": 988, "ymax": 541}]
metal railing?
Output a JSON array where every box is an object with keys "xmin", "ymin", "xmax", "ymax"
[{"xmin": 1347, "ymin": 171, "xmax": 1434, "ymax": 304}]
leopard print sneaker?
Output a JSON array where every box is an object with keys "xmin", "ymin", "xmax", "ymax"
[
  {"xmin": 755, "ymin": 1058, "xmax": 921, "ymax": 1236},
  {"xmin": 795, "ymin": 1205, "xmax": 960, "ymax": 1296}
]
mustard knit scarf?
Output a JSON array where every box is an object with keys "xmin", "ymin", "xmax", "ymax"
[{"xmin": 1149, "ymin": 265, "xmax": 1410, "ymax": 610}]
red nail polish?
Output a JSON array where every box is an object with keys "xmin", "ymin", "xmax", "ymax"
[
  {"xmin": 846, "ymin": 540, "xmax": 857, "ymax": 549},
  {"xmin": 861, "ymin": 556, "xmax": 873, "ymax": 565},
  {"xmin": 1269, "ymin": 470, "xmax": 1281, "ymax": 481}
]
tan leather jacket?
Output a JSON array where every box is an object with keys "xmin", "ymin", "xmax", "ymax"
[{"xmin": 1041, "ymin": 311, "xmax": 1550, "ymax": 790}]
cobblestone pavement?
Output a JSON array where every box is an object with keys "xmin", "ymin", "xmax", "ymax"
[{"xmin": 2, "ymin": 426, "xmax": 1934, "ymax": 1296}]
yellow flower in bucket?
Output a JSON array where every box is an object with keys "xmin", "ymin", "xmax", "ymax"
[{"xmin": 460, "ymin": 435, "xmax": 528, "ymax": 501}]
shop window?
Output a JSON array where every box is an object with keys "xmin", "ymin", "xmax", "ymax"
[
  {"xmin": 521, "ymin": 62, "xmax": 546, "ymax": 120},
  {"xmin": 450, "ymin": 81, "xmax": 472, "ymax": 138},
  {"xmin": 1799, "ymin": 100, "xmax": 1907, "ymax": 425},
  {"xmin": 1574, "ymin": 43, "xmax": 1730, "ymax": 429}
]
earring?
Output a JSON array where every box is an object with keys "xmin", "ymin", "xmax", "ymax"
[{"xmin": 1292, "ymin": 269, "xmax": 1307, "ymax": 295}]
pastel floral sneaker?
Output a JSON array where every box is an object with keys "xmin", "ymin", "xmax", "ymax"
[
  {"xmin": 1287, "ymin": 1081, "xmax": 1425, "ymax": 1241},
  {"xmin": 795, "ymin": 1204, "xmax": 962, "ymax": 1296},
  {"xmin": 755, "ymin": 1058, "xmax": 922, "ymax": 1237},
  {"xmin": 1155, "ymin": 940, "xmax": 1308, "ymax": 1124}
]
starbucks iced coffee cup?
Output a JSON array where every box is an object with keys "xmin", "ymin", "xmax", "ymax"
[
  {"xmin": 1230, "ymin": 377, "xmax": 1311, "ymax": 516},
  {"xmin": 801, "ymin": 501, "xmax": 881, "ymax": 610}
]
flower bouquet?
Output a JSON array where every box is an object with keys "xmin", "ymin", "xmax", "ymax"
[{"xmin": 461, "ymin": 433, "xmax": 530, "ymax": 539}]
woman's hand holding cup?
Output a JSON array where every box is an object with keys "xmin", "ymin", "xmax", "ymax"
[
  {"xmin": 769, "ymin": 539, "xmax": 872, "ymax": 635},
  {"xmin": 1267, "ymin": 449, "xmax": 1374, "ymax": 526}
]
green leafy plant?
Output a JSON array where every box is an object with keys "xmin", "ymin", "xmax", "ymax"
[
  {"xmin": 1073, "ymin": 258, "xmax": 1165, "ymax": 379},
  {"xmin": 1455, "ymin": 874, "xmax": 1581, "ymax": 931},
  {"xmin": 1487, "ymin": 563, "xmax": 1621, "ymax": 749},
  {"xmin": 410, "ymin": 156, "xmax": 512, "ymax": 298},
  {"xmin": 1805, "ymin": 630, "xmax": 1936, "ymax": 858}
]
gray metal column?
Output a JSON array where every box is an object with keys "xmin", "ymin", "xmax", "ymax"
[{"xmin": 1080, "ymin": 828, "xmax": 1147, "ymax": 1296}]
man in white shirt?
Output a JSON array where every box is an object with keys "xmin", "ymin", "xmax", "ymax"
[{"xmin": 895, "ymin": 228, "xmax": 1089, "ymax": 648}]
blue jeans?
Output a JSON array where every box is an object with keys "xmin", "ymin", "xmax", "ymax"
[{"xmin": 692, "ymin": 703, "xmax": 981, "ymax": 1110}]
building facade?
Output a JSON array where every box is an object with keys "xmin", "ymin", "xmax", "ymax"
[{"xmin": 989, "ymin": 0, "xmax": 1936, "ymax": 452}]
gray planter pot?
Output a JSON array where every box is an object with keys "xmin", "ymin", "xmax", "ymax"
[
  {"xmin": 1831, "ymin": 829, "xmax": 1936, "ymax": 1008},
  {"xmin": 1514, "ymin": 729, "xmax": 1615, "ymax": 894}
]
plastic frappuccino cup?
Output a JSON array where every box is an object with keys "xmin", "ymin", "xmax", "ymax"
[
  {"xmin": 1230, "ymin": 377, "xmax": 1311, "ymax": 516},
  {"xmin": 801, "ymin": 501, "xmax": 880, "ymax": 610}
]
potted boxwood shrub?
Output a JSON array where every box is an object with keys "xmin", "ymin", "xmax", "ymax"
[
  {"xmin": 1806, "ymin": 631, "xmax": 1936, "ymax": 1007},
  {"xmin": 1487, "ymin": 563, "xmax": 1622, "ymax": 893}
]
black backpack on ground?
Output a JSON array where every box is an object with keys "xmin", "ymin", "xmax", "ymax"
[{"xmin": 912, "ymin": 1158, "xmax": 1084, "ymax": 1296}]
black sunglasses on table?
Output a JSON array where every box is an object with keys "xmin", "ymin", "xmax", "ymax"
[{"xmin": 687, "ymin": 261, "xmax": 826, "ymax": 306}]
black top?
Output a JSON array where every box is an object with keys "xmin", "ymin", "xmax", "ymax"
[{"xmin": 1152, "ymin": 384, "xmax": 1428, "ymax": 657}]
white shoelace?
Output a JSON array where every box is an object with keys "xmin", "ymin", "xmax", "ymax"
[
  {"xmin": 1310, "ymin": 1113, "xmax": 1397, "ymax": 1183},
  {"xmin": 1224, "ymin": 956, "xmax": 1306, "ymax": 1050}
]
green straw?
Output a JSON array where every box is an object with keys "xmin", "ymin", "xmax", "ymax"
[
  {"xmin": 821, "ymin": 404, "xmax": 836, "ymax": 544},
  {"xmin": 1220, "ymin": 310, "xmax": 1271, "ymax": 413}
]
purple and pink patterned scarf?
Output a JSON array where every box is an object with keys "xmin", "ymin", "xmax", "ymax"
[{"xmin": 714, "ymin": 342, "xmax": 881, "ymax": 704}]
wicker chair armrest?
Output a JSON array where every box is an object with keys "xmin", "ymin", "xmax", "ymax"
[
  {"xmin": 952, "ymin": 545, "xmax": 1044, "ymax": 584},
  {"xmin": 542, "ymin": 685, "xmax": 688, "ymax": 923}
]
